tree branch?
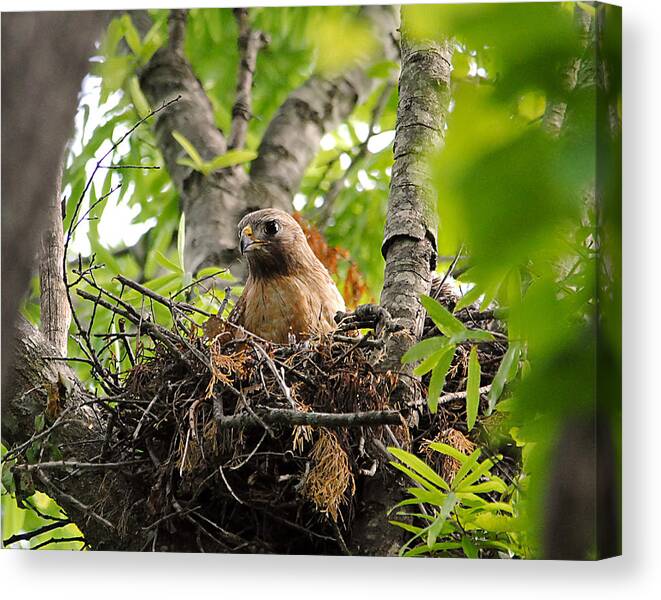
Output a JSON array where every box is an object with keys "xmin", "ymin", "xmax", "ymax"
[
  {"xmin": 229, "ymin": 8, "xmax": 269, "ymax": 150},
  {"xmin": 39, "ymin": 149, "xmax": 71, "ymax": 357},
  {"xmin": 247, "ymin": 5, "xmax": 400, "ymax": 213},
  {"xmin": 139, "ymin": 10, "xmax": 248, "ymax": 273},
  {"xmin": 140, "ymin": 6, "xmax": 400, "ymax": 276},
  {"xmin": 217, "ymin": 407, "xmax": 404, "ymax": 430},
  {"xmin": 351, "ymin": 9, "xmax": 454, "ymax": 558}
]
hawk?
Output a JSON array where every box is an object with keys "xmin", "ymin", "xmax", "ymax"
[{"xmin": 228, "ymin": 208, "xmax": 346, "ymax": 343}]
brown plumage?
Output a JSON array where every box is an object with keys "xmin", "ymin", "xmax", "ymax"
[{"xmin": 228, "ymin": 208, "xmax": 345, "ymax": 343}]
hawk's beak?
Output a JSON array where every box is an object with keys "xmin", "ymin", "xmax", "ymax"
[{"xmin": 240, "ymin": 225, "xmax": 255, "ymax": 255}]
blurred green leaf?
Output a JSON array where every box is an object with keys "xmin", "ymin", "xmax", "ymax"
[
  {"xmin": 466, "ymin": 346, "xmax": 481, "ymax": 431},
  {"xmin": 172, "ymin": 130, "xmax": 204, "ymax": 169}
]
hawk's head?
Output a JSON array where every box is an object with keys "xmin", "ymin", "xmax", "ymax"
[{"xmin": 237, "ymin": 208, "xmax": 314, "ymax": 279}]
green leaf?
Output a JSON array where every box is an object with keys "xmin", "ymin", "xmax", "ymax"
[
  {"xmin": 461, "ymin": 536, "xmax": 480, "ymax": 558},
  {"xmin": 101, "ymin": 18, "xmax": 124, "ymax": 57},
  {"xmin": 427, "ymin": 492, "xmax": 458, "ymax": 547},
  {"xmin": 427, "ymin": 345, "xmax": 455, "ymax": 413},
  {"xmin": 154, "ymin": 251, "xmax": 183, "ymax": 275},
  {"xmin": 139, "ymin": 21, "xmax": 165, "ymax": 64},
  {"xmin": 93, "ymin": 55, "xmax": 134, "ymax": 102},
  {"xmin": 389, "ymin": 462, "xmax": 442, "ymax": 493},
  {"xmin": 420, "ymin": 294, "xmax": 467, "ymax": 337},
  {"xmin": 460, "ymin": 480, "xmax": 508, "ymax": 494},
  {"xmin": 466, "ymin": 345, "xmax": 481, "ymax": 431},
  {"xmin": 176, "ymin": 157, "xmax": 203, "ymax": 172},
  {"xmin": 172, "ymin": 131, "xmax": 204, "ymax": 169},
  {"xmin": 403, "ymin": 541, "xmax": 463, "ymax": 557},
  {"xmin": 128, "ymin": 76, "xmax": 151, "ymax": 118},
  {"xmin": 389, "ymin": 447, "xmax": 450, "ymax": 491},
  {"xmin": 471, "ymin": 513, "xmax": 523, "ymax": 533},
  {"xmin": 449, "ymin": 328, "xmax": 495, "ymax": 344},
  {"xmin": 454, "ymin": 284, "xmax": 483, "ymax": 311},
  {"xmin": 407, "ymin": 486, "xmax": 450, "ymax": 506},
  {"xmin": 1, "ymin": 460, "xmax": 16, "ymax": 493},
  {"xmin": 486, "ymin": 342, "xmax": 520, "ymax": 414},
  {"xmin": 413, "ymin": 347, "xmax": 444, "ymax": 377},
  {"xmin": 388, "ymin": 520, "xmax": 424, "ymax": 535},
  {"xmin": 177, "ymin": 212, "xmax": 186, "ymax": 272},
  {"xmin": 451, "ymin": 448, "xmax": 482, "ymax": 488},
  {"xmin": 428, "ymin": 442, "xmax": 469, "ymax": 463},
  {"xmin": 121, "ymin": 14, "xmax": 143, "ymax": 56},
  {"xmin": 34, "ymin": 414, "xmax": 45, "ymax": 434},
  {"xmin": 457, "ymin": 456, "xmax": 501, "ymax": 489},
  {"xmin": 204, "ymin": 150, "xmax": 258, "ymax": 172},
  {"xmin": 401, "ymin": 336, "xmax": 451, "ymax": 364}
]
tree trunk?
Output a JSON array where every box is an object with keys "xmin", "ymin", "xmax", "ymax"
[
  {"xmin": 1, "ymin": 11, "xmax": 108, "ymax": 395},
  {"xmin": 351, "ymin": 9, "xmax": 454, "ymax": 555},
  {"xmin": 379, "ymin": 11, "xmax": 453, "ymax": 373}
]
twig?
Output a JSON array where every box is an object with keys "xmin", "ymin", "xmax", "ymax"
[
  {"xmin": 132, "ymin": 394, "xmax": 160, "ymax": 440},
  {"xmin": 62, "ymin": 94, "xmax": 181, "ymax": 391},
  {"xmin": 76, "ymin": 289, "xmax": 185, "ymax": 361},
  {"xmin": 36, "ymin": 470, "xmax": 115, "ymax": 532},
  {"xmin": 331, "ymin": 520, "xmax": 351, "ymax": 556},
  {"xmin": 168, "ymin": 9, "xmax": 188, "ymax": 54},
  {"xmin": 316, "ymin": 80, "xmax": 395, "ymax": 227},
  {"xmin": 252, "ymin": 342, "xmax": 295, "ymax": 408},
  {"xmin": 218, "ymin": 466, "xmax": 245, "ymax": 505},
  {"xmin": 437, "ymin": 385, "xmax": 492, "ymax": 407},
  {"xmin": 115, "ymin": 274, "xmax": 213, "ymax": 317},
  {"xmin": 99, "ymin": 164, "xmax": 160, "ymax": 170},
  {"xmin": 433, "ymin": 244, "xmax": 464, "ymax": 299},
  {"xmin": 2, "ymin": 519, "xmax": 73, "ymax": 547},
  {"xmin": 31, "ymin": 536, "xmax": 86, "ymax": 550},
  {"xmin": 15, "ymin": 459, "xmax": 147, "ymax": 472}
]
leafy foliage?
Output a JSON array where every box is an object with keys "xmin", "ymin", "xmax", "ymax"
[
  {"xmin": 402, "ymin": 295, "xmax": 496, "ymax": 417},
  {"xmin": 389, "ymin": 444, "xmax": 525, "ymax": 558},
  {"xmin": 395, "ymin": 1, "xmax": 621, "ymax": 558}
]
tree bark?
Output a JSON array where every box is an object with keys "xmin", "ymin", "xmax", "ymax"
[
  {"xmin": 38, "ymin": 150, "xmax": 71, "ymax": 357},
  {"xmin": 379, "ymin": 13, "xmax": 453, "ymax": 372}
]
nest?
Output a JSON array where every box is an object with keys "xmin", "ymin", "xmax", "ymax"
[{"xmin": 17, "ymin": 275, "xmax": 511, "ymax": 554}]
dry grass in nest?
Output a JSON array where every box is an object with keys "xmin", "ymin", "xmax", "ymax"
[{"xmin": 303, "ymin": 428, "xmax": 356, "ymax": 522}]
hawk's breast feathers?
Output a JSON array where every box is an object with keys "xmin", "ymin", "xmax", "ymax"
[{"xmin": 228, "ymin": 209, "xmax": 345, "ymax": 343}]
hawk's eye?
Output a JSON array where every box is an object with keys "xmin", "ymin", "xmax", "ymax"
[{"xmin": 264, "ymin": 220, "xmax": 280, "ymax": 236}]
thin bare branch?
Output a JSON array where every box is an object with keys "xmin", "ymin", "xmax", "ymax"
[{"xmin": 229, "ymin": 8, "xmax": 269, "ymax": 150}]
